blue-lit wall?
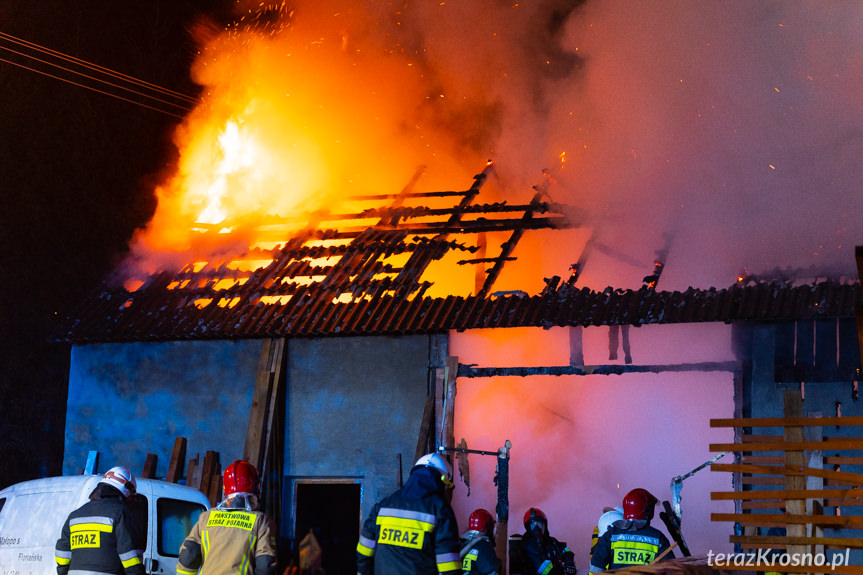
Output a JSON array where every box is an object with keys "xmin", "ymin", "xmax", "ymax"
[
  {"xmin": 283, "ymin": 335, "xmax": 431, "ymax": 526},
  {"xmin": 64, "ymin": 340, "xmax": 261, "ymax": 477}
]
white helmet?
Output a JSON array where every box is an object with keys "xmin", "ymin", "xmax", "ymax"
[
  {"xmin": 597, "ymin": 506, "xmax": 624, "ymax": 535},
  {"xmin": 100, "ymin": 466, "xmax": 137, "ymax": 498},
  {"xmin": 414, "ymin": 453, "xmax": 454, "ymax": 488}
]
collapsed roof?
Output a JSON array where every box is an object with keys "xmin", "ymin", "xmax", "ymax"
[{"xmin": 56, "ymin": 166, "xmax": 860, "ymax": 344}]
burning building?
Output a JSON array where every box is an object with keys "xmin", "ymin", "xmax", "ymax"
[{"xmin": 49, "ymin": 1, "xmax": 863, "ymax": 572}]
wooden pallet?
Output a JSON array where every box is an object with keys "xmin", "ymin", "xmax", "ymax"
[{"xmin": 709, "ymin": 390, "xmax": 863, "ymax": 573}]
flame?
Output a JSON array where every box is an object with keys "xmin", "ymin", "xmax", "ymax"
[{"xmin": 126, "ymin": 5, "xmax": 483, "ymax": 279}]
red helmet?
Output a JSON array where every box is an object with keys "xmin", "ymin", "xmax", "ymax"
[
  {"xmin": 224, "ymin": 460, "xmax": 259, "ymax": 496},
  {"xmin": 469, "ymin": 508, "xmax": 495, "ymax": 535},
  {"xmin": 523, "ymin": 507, "xmax": 547, "ymax": 530},
  {"xmin": 623, "ymin": 488, "xmax": 657, "ymax": 520}
]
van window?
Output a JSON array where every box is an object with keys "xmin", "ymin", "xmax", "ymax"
[
  {"xmin": 0, "ymin": 497, "xmax": 6, "ymax": 514},
  {"xmin": 157, "ymin": 498, "xmax": 206, "ymax": 557},
  {"xmin": 2, "ymin": 490, "xmax": 77, "ymax": 538}
]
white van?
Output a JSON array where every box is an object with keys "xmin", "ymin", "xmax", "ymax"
[{"xmin": 0, "ymin": 475, "xmax": 209, "ymax": 575}]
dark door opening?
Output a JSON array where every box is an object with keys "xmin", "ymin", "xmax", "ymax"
[{"xmin": 295, "ymin": 482, "xmax": 361, "ymax": 575}]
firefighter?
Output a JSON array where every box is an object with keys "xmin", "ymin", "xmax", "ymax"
[
  {"xmin": 589, "ymin": 506, "xmax": 623, "ymax": 562},
  {"xmin": 356, "ymin": 452, "xmax": 461, "ymax": 575},
  {"xmin": 589, "ymin": 488, "xmax": 674, "ymax": 572},
  {"xmin": 177, "ymin": 460, "xmax": 277, "ymax": 575},
  {"xmin": 519, "ymin": 507, "xmax": 576, "ymax": 575},
  {"xmin": 460, "ymin": 508, "xmax": 501, "ymax": 575},
  {"xmin": 55, "ymin": 466, "xmax": 145, "ymax": 575}
]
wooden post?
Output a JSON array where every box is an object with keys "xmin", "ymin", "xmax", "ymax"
[
  {"xmin": 474, "ymin": 232, "xmax": 487, "ymax": 296},
  {"xmin": 166, "ymin": 437, "xmax": 187, "ymax": 483},
  {"xmin": 569, "ymin": 326, "xmax": 584, "ymax": 367},
  {"xmin": 783, "ymin": 390, "xmax": 807, "ymax": 559},
  {"xmin": 187, "ymin": 454, "xmax": 200, "ymax": 489},
  {"xmin": 415, "ymin": 395, "xmax": 435, "ymax": 462},
  {"xmin": 141, "ymin": 454, "xmax": 158, "ymax": 479},
  {"xmin": 804, "ymin": 415, "xmax": 823, "ymax": 557},
  {"xmin": 243, "ymin": 338, "xmax": 286, "ymax": 472}
]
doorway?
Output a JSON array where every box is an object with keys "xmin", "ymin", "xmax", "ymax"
[{"xmin": 294, "ymin": 480, "xmax": 361, "ymax": 575}]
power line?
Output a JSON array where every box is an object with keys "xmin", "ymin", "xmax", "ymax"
[
  {"xmin": 0, "ymin": 57, "xmax": 188, "ymax": 119},
  {"xmin": 0, "ymin": 32, "xmax": 198, "ymax": 105},
  {"xmin": 0, "ymin": 31, "xmax": 198, "ymax": 118}
]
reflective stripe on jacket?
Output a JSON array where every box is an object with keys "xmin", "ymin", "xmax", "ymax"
[
  {"xmin": 589, "ymin": 522, "xmax": 673, "ymax": 571},
  {"xmin": 55, "ymin": 493, "xmax": 144, "ymax": 575},
  {"xmin": 177, "ymin": 508, "xmax": 277, "ymax": 575},
  {"xmin": 356, "ymin": 467, "xmax": 460, "ymax": 575}
]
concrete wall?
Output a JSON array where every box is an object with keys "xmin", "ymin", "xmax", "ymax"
[
  {"xmin": 283, "ymin": 334, "xmax": 432, "ymax": 527},
  {"xmin": 64, "ymin": 340, "xmax": 261, "ymax": 477}
]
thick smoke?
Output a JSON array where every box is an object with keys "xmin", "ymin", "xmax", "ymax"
[{"xmin": 209, "ymin": 0, "xmax": 863, "ymax": 294}]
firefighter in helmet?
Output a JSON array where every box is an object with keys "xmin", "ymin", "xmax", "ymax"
[
  {"xmin": 177, "ymin": 460, "xmax": 277, "ymax": 575},
  {"xmin": 590, "ymin": 506, "xmax": 623, "ymax": 562},
  {"xmin": 356, "ymin": 452, "xmax": 461, "ymax": 575},
  {"xmin": 459, "ymin": 508, "xmax": 501, "ymax": 575},
  {"xmin": 589, "ymin": 488, "xmax": 674, "ymax": 572},
  {"xmin": 55, "ymin": 466, "xmax": 144, "ymax": 575},
  {"xmin": 519, "ymin": 507, "xmax": 576, "ymax": 575}
]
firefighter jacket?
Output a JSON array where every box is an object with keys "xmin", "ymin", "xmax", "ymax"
[
  {"xmin": 520, "ymin": 530, "xmax": 575, "ymax": 575},
  {"xmin": 589, "ymin": 520, "xmax": 673, "ymax": 572},
  {"xmin": 459, "ymin": 531, "xmax": 500, "ymax": 575},
  {"xmin": 177, "ymin": 494, "xmax": 277, "ymax": 575},
  {"xmin": 54, "ymin": 484, "xmax": 145, "ymax": 575},
  {"xmin": 356, "ymin": 466, "xmax": 461, "ymax": 575}
]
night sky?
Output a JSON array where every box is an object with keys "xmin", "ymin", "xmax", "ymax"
[{"xmin": 0, "ymin": 1, "xmax": 231, "ymax": 488}]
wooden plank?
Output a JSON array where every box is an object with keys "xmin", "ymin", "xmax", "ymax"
[
  {"xmin": 200, "ymin": 450, "xmax": 218, "ymax": 501},
  {"xmin": 824, "ymin": 497, "xmax": 863, "ymax": 507},
  {"xmin": 731, "ymin": 534, "xmax": 863, "ymax": 548},
  {"xmin": 741, "ymin": 500, "xmax": 785, "ymax": 510},
  {"xmin": 712, "ymin": 488, "xmax": 863, "ymax": 501},
  {"xmin": 243, "ymin": 338, "xmax": 283, "ymax": 471},
  {"xmin": 742, "ymin": 455, "xmax": 784, "ymax": 464},
  {"xmin": 141, "ymin": 454, "xmax": 158, "ymax": 479},
  {"xmin": 711, "ymin": 416, "xmax": 863, "ymax": 427},
  {"xmin": 783, "ymin": 390, "xmax": 805, "ymax": 556},
  {"xmin": 443, "ymin": 355, "xmax": 458, "ymax": 451},
  {"xmin": 207, "ymin": 463, "xmax": 222, "ymax": 507},
  {"xmin": 414, "ymin": 395, "xmax": 435, "ymax": 462},
  {"xmin": 742, "ymin": 434, "xmax": 783, "ymax": 442},
  {"xmin": 187, "ymin": 455, "xmax": 201, "ymax": 489},
  {"xmin": 711, "ymin": 463, "xmax": 863, "ymax": 486},
  {"xmin": 259, "ymin": 337, "xmax": 286, "ymax": 483},
  {"xmin": 824, "ymin": 455, "xmax": 863, "ymax": 465},
  {"xmin": 166, "ymin": 437, "xmax": 187, "ymax": 483},
  {"xmin": 741, "ymin": 476, "xmax": 785, "ymax": 485},
  {"xmin": 710, "ymin": 438, "xmax": 863, "ymax": 452},
  {"xmin": 712, "ymin": 513, "xmax": 863, "ymax": 528}
]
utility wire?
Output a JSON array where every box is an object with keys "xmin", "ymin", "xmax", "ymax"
[
  {"xmin": 0, "ymin": 32, "xmax": 197, "ymax": 104},
  {"xmin": 0, "ymin": 31, "xmax": 198, "ymax": 118},
  {"xmin": 0, "ymin": 56, "xmax": 188, "ymax": 119},
  {"xmin": 0, "ymin": 44, "xmax": 193, "ymax": 113}
]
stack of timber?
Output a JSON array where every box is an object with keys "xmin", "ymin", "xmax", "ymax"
[
  {"xmin": 141, "ymin": 436, "xmax": 223, "ymax": 506},
  {"xmin": 708, "ymin": 390, "xmax": 862, "ymax": 574}
]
